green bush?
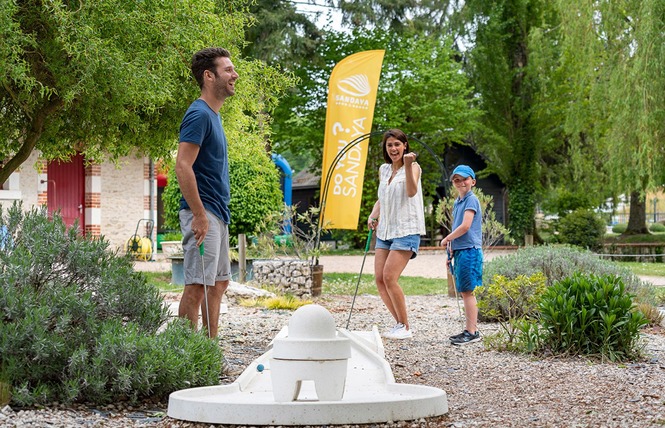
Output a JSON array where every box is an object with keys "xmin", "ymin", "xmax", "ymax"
[
  {"xmin": 477, "ymin": 273, "xmax": 547, "ymax": 350},
  {"xmin": 0, "ymin": 203, "xmax": 222, "ymax": 406},
  {"xmin": 612, "ymin": 223, "xmax": 628, "ymax": 234},
  {"xmin": 477, "ymin": 273, "xmax": 547, "ymax": 323},
  {"xmin": 539, "ymin": 273, "xmax": 647, "ymax": 361},
  {"xmin": 483, "ymin": 244, "xmax": 656, "ymax": 305},
  {"xmin": 557, "ymin": 209, "xmax": 606, "ymax": 250},
  {"xmin": 649, "ymin": 222, "xmax": 665, "ymax": 233}
]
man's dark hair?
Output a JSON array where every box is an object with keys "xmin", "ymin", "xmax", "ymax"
[
  {"xmin": 381, "ymin": 128, "xmax": 410, "ymax": 163},
  {"xmin": 191, "ymin": 47, "xmax": 231, "ymax": 89}
]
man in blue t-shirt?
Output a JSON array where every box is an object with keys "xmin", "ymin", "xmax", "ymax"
[
  {"xmin": 175, "ymin": 47, "xmax": 238, "ymax": 339},
  {"xmin": 440, "ymin": 165, "xmax": 483, "ymax": 346}
]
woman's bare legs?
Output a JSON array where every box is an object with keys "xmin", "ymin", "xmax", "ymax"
[{"xmin": 374, "ymin": 248, "xmax": 412, "ymax": 329}]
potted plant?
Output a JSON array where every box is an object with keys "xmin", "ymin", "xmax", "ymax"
[{"xmin": 252, "ymin": 205, "xmax": 330, "ymax": 296}]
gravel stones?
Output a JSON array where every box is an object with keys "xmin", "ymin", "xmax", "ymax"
[{"xmin": 3, "ymin": 294, "xmax": 664, "ymax": 427}]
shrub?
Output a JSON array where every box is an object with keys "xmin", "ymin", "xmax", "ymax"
[
  {"xmin": 477, "ymin": 273, "xmax": 547, "ymax": 349},
  {"xmin": 483, "ymin": 244, "xmax": 656, "ymax": 305},
  {"xmin": 634, "ymin": 303, "xmax": 664, "ymax": 327},
  {"xmin": 539, "ymin": 273, "xmax": 647, "ymax": 361},
  {"xmin": 649, "ymin": 222, "xmax": 665, "ymax": 233},
  {"xmin": 557, "ymin": 209, "xmax": 606, "ymax": 250},
  {"xmin": 477, "ymin": 273, "xmax": 547, "ymax": 323},
  {"xmin": 0, "ymin": 203, "xmax": 222, "ymax": 406},
  {"xmin": 612, "ymin": 223, "xmax": 627, "ymax": 234}
]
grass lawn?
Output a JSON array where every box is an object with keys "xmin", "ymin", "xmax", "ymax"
[
  {"xmin": 143, "ymin": 261, "xmax": 665, "ymax": 297},
  {"xmin": 616, "ymin": 261, "xmax": 665, "ymax": 276}
]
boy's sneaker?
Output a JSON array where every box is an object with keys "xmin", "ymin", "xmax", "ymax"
[
  {"xmin": 450, "ymin": 330, "xmax": 480, "ymax": 346},
  {"xmin": 449, "ymin": 330, "xmax": 468, "ymax": 341},
  {"xmin": 383, "ymin": 323, "xmax": 412, "ymax": 340}
]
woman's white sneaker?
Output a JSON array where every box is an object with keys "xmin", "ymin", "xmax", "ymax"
[{"xmin": 383, "ymin": 323, "xmax": 412, "ymax": 339}]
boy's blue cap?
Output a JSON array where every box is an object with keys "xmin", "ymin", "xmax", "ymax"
[{"xmin": 450, "ymin": 165, "xmax": 475, "ymax": 180}]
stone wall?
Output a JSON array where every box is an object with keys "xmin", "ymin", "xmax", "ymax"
[{"xmin": 252, "ymin": 259, "xmax": 316, "ymax": 298}]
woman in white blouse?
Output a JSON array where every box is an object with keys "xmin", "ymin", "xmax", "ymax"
[{"xmin": 367, "ymin": 129, "xmax": 426, "ymax": 339}]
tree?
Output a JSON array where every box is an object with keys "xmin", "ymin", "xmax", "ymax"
[
  {"xmin": 270, "ymin": 28, "xmax": 479, "ymax": 244},
  {"xmin": 454, "ymin": 0, "xmax": 560, "ymax": 244},
  {"xmin": 552, "ymin": 0, "xmax": 665, "ymax": 234},
  {"xmin": 333, "ymin": 0, "xmax": 457, "ymax": 35},
  {"xmin": 0, "ymin": 0, "xmax": 292, "ymax": 184},
  {"xmin": 243, "ymin": 0, "xmax": 323, "ymax": 68}
]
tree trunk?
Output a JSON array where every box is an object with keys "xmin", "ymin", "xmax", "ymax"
[{"xmin": 624, "ymin": 191, "xmax": 649, "ymax": 235}]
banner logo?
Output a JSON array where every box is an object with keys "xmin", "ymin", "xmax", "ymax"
[{"xmin": 337, "ymin": 74, "xmax": 371, "ymax": 97}]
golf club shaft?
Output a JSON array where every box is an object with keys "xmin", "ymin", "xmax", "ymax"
[
  {"xmin": 200, "ymin": 242, "xmax": 211, "ymax": 338},
  {"xmin": 346, "ymin": 229, "xmax": 373, "ymax": 329}
]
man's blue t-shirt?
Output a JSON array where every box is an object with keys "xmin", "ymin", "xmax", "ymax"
[
  {"xmin": 451, "ymin": 191, "xmax": 482, "ymax": 250},
  {"xmin": 178, "ymin": 99, "xmax": 230, "ymax": 224}
]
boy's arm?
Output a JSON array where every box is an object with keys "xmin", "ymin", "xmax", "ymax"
[{"xmin": 440, "ymin": 209, "xmax": 476, "ymax": 247}]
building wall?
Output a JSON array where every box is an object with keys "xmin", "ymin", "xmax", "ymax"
[
  {"xmin": 0, "ymin": 150, "xmax": 42, "ymax": 209},
  {"xmin": 2, "ymin": 152, "xmax": 156, "ymax": 255},
  {"xmin": 100, "ymin": 157, "xmax": 156, "ymax": 252}
]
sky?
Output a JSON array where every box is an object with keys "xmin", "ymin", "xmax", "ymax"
[{"xmin": 293, "ymin": 1, "xmax": 344, "ymax": 31}]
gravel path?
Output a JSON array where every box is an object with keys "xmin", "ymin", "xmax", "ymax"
[{"xmin": 3, "ymin": 292, "xmax": 664, "ymax": 427}]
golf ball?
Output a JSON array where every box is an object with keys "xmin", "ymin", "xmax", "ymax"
[{"xmin": 257, "ymin": 364, "xmax": 264, "ymax": 372}]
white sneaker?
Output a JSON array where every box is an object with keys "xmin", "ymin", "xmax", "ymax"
[
  {"xmin": 383, "ymin": 323, "xmax": 412, "ymax": 339},
  {"xmin": 382, "ymin": 323, "xmax": 401, "ymax": 337}
]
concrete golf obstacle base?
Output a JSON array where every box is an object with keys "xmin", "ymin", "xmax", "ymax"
[{"xmin": 167, "ymin": 304, "xmax": 448, "ymax": 425}]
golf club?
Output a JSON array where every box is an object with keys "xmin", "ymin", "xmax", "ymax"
[
  {"xmin": 447, "ymin": 246, "xmax": 464, "ymax": 321},
  {"xmin": 200, "ymin": 242, "xmax": 211, "ymax": 338},
  {"xmin": 346, "ymin": 228, "xmax": 373, "ymax": 329}
]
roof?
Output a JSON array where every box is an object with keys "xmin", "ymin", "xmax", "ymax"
[{"xmin": 292, "ymin": 169, "xmax": 320, "ymax": 189}]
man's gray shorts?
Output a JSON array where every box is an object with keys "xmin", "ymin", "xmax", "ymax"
[{"xmin": 179, "ymin": 209, "xmax": 231, "ymax": 285}]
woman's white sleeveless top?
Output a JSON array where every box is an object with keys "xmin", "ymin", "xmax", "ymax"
[{"xmin": 376, "ymin": 162, "xmax": 426, "ymax": 240}]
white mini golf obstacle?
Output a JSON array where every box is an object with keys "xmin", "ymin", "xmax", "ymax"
[{"xmin": 167, "ymin": 304, "xmax": 448, "ymax": 425}]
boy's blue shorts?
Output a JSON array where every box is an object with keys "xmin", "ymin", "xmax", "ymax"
[{"xmin": 453, "ymin": 248, "xmax": 483, "ymax": 292}]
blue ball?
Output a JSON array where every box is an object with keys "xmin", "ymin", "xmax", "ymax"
[{"xmin": 257, "ymin": 364, "xmax": 265, "ymax": 372}]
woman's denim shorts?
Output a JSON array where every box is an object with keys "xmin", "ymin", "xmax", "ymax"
[{"xmin": 375, "ymin": 234, "xmax": 421, "ymax": 259}]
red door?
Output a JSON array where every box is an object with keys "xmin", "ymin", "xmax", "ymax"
[{"xmin": 46, "ymin": 154, "xmax": 85, "ymax": 232}]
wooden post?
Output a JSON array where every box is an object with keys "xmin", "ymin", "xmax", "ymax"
[
  {"xmin": 238, "ymin": 233, "xmax": 246, "ymax": 283},
  {"xmin": 447, "ymin": 270, "xmax": 456, "ymax": 297}
]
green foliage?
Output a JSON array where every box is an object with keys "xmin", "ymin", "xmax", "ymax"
[
  {"xmin": 484, "ymin": 244, "xmax": 656, "ymax": 305},
  {"xmin": 649, "ymin": 223, "xmax": 665, "ymax": 233},
  {"xmin": 476, "ymin": 273, "xmax": 546, "ymax": 350},
  {"xmin": 540, "ymin": 187, "xmax": 601, "ymax": 217},
  {"xmin": 435, "ymin": 187, "xmax": 512, "ymax": 252},
  {"xmin": 612, "ymin": 223, "xmax": 628, "ymax": 234},
  {"xmin": 539, "ymin": 274, "xmax": 647, "ymax": 361},
  {"xmin": 0, "ymin": 203, "xmax": 222, "ymax": 406},
  {"xmin": 477, "ymin": 273, "xmax": 547, "ymax": 323},
  {"xmin": 161, "ymin": 159, "xmax": 181, "ymax": 231},
  {"xmin": 557, "ymin": 209, "xmax": 606, "ymax": 250},
  {"xmin": 1, "ymin": 0, "xmax": 294, "ymax": 185},
  {"xmin": 271, "ymin": 28, "xmax": 479, "ymax": 241},
  {"xmin": 252, "ymin": 205, "xmax": 330, "ymax": 263}
]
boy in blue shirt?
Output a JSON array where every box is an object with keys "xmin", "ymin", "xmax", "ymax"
[{"xmin": 440, "ymin": 165, "xmax": 483, "ymax": 345}]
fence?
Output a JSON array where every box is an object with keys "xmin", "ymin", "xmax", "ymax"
[{"xmin": 610, "ymin": 212, "xmax": 665, "ymax": 225}]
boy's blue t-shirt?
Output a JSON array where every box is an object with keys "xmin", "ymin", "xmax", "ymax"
[
  {"xmin": 178, "ymin": 99, "xmax": 230, "ymax": 224},
  {"xmin": 451, "ymin": 191, "xmax": 482, "ymax": 250}
]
